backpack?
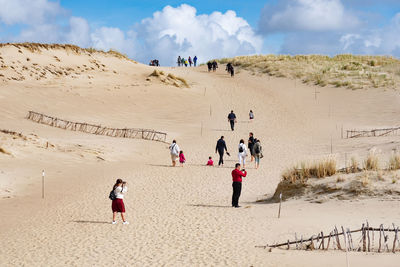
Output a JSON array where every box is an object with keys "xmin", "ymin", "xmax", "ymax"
[
  {"xmin": 109, "ymin": 186, "xmax": 123, "ymax": 200},
  {"xmin": 239, "ymin": 145, "xmax": 244, "ymax": 153},
  {"xmin": 255, "ymin": 144, "xmax": 261, "ymax": 154},
  {"xmin": 109, "ymin": 190, "xmax": 116, "ymax": 200}
]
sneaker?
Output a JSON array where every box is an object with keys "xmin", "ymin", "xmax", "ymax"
[
  {"xmin": 112, "ymin": 221, "xmax": 117, "ymax": 225},
  {"xmin": 123, "ymin": 221, "xmax": 129, "ymax": 225}
]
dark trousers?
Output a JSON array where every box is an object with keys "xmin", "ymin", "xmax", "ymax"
[
  {"xmin": 229, "ymin": 120, "xmax": 235, "ymax": 131},
  {"xmin": 232, "ymin": 182, "xmax": 242, "ymax": 207},
  {"xmin": 218, "ymin": 150, "xmax": 224, "ymax": 165}
]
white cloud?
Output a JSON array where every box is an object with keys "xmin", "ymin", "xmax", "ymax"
[
  {"xmin": 0, "ymin": 0, "xmax": 62, "ymax": 25},
  {"xmin": 134, "ymin": 4, "xmax": 263, "ymax": 65},
  {"xmin": 259, "ymin": 0, "xmax": 359, "ymax": 33}
]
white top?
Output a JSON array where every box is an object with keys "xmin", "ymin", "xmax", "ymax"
[
  {"xmin": 170, "ymin": 143, "xmax": 180, "ymax": 156},
  {"xmin": 238, "ymin": 143, "xmax": 247, "ymax": 156},
  {"xmin": 114, "ymin": 185, "xmax": 128, "ymax": 199}
]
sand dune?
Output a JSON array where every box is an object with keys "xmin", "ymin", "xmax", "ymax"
[{"xmin": 1, "ymin": 44, "xmax": 400, "ymax": 266}]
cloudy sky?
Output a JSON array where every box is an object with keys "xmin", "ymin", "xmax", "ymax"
[{"xmin": 0, "ymin": 0, "xmax": 399, "ymax": 65}]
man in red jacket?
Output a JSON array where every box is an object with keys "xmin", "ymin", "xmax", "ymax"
[{"xmin": 231, "ymin": 163, "xmax": 247, "ymax": 208}]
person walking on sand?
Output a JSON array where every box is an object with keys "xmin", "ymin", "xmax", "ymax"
[
  {"xmin": 177, "ymin": 56, "xmax": 181, "ymax": 67},
  {"xmin": 194, "ymin": 56, "xmax": 197, "ymax": 67},
  {"xmin": 253, "ymin": 139, "xmax": 263, "ymax": 169},
  {"xmin": 248, "ymin": 132, "xmax": 255, "ymax": 162},
  {"xmin": 231, "ymin": 163, "xmax": 247, "ymax": 208},
  {"xmin": 228, "ymin": 110, "xmax": 237, "ymax": 131},
  {"xmin": 238, "ymin": 139, "xmax": 247, "ymax": 168},
  {"xmin": 188, "ymin": 56, "xmax": 192, "ymax": 67},
  {"xmin": 111, "ymin": 179, "xmax": 129, "ymax": 224},
  {"xmin": 249, "ymin": 110, "xmax": 254, "ymax": 121},
  {"xmin": 216, "ymin": 136, "xmax": 230, "ymax": 166},
  {"xmin": 179, "ymin": 150, "xmax": 186, "ymax": 167},
  {"xmin": 169, "ymin": 140, "xmax": 180, "ymax": 167}
]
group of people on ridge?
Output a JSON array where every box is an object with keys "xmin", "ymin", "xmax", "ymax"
[
  {"xmin": 207, "ymin": 61, "xmax": 218, "ymax": 72},
  {"xmin": 177, "ymin": 56, "xmax": 197, "ymax": 67}
]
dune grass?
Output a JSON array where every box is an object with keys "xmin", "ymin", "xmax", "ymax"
[
  {"xmin": 282, "ymin": 157, "xmax": 337, "ymax": 183},
  {"xmin": 0, "ymin": 43, "xmax": 136, "ymax": 62},
  {"xmin": 215, "ymin": 54, "xmax": 400, "ymax": 89}
]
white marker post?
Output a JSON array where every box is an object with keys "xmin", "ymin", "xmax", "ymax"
[
  {"xmin": 278, "ymin": 192, "xmax": 282, "ymax": 218},
  {"xmin": 42, "ymin": 170, "xmax": 45, "ymax": 199}
]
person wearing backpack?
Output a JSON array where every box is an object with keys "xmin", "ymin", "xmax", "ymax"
[
  {"xmin": 110, "ymin": 179, "xmax": 129, "ymax": 225},
  {"xmin": 169, "ymin": 140, "xmax": 180, "ymax": 167},
  {"xmin": 238, "ymin": 139, "xmax": 247, "ymax": 168},
  {"xmin": 253, "ymin": 139, "xmax": 263, "ymax": 169}
]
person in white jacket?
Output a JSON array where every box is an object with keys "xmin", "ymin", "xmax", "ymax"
[
  {"xmin": 238, "ymin": 139, "xmax": 247, "ymax": 168},
  {"xmin": 111, "ymin": 179, "xmax": 128, "ymax": 225},
  {"xmin": 169, "ymin": 140, "xmax": 180, "ymax": 167}
]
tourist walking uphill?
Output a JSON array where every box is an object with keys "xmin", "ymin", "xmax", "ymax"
[
  {"xmin": 228, "ymin": 110, "xmax": 237, "ymax": 131},
  {"xmin": 193, "ymin": 56, "xmax": 197, "ymax": 67},
  {"xmin": 169, "ymin": 140, "xmax": 180, "ymax": 167},
  {"xmin": 248, "ymin": 132, "xmax": 255, "ymax": 162},
  {"xmin": 110, "ymin": 179, "xmax": 129, "ymax": 225},
  {"xmin": 215, "ymin": 136, "xmax": 230, "ymax": 167},
  {"xmin": 238, "ymin": 139, "xmax": 248, "ymax": 168},
  {"xmin": 177, "ymin": 56, "xmax": 181, "ymax": 67},
  {"xmin": 231, "ymin": 163, "xmax": 247, "ymax": 208},
  {"xmin": 253, "ymin": 139, "xmax": 263, "ymax": 169}
]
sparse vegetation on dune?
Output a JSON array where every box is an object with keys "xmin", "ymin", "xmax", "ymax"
[
  {"xmin": 147, "ymin": 70, "xmax": 189, "ymax": 88},
  {"xmin": 268, "ymin": 153, "xmax": 400, "ymax": 202},
  {"xmin": 0, "ymin": 43, "xmax": 136, "ymax": 62},
  {"xmin": 215, "ymin": 54, "xmax": 400, "ymax": 89}
]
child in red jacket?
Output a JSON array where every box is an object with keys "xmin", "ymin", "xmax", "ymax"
[
  {"xmin": 207, "ymin": 156, "xmax": 214, "ymax": 166},
  {"xmin": 179, "ymin": 150, "xmax": 186, "ymax": 167}
]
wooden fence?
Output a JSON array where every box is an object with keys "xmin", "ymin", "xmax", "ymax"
[
  {"xmin": 256, "ymin": 221, "xmax": 400, "ymax": 253},
  {"xmin": 347, "ymin": 126, "xmax": 400, "ymax": 138},
  {"xmin": 26, "ymin": 111, "xmax": 167, "ymax": 142}
]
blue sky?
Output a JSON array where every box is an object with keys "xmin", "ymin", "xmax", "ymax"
[{"xmin": 0, "ymin": 0, "xmax": 399, "ymax": 65}]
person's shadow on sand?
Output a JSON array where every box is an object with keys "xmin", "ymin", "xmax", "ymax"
[
  {"xmin": 188, "ymin": 204, "xmax": 231, "ymax": 208},
  {"xmin": 72, "ymin": 220, "xmax": 110, "ymax": 224}
]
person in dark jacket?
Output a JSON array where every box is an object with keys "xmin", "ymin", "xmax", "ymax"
[
  {"xmin": 227, "ymin": 110, "xmax": 237, "ymax": 131},
  {"xmin": 248, "ymin": 132, "xmax": 255, "ymax": 162},
  {"xmin": 231, "ymin": 163, "xmax": 247, "ymax": 208},
  {"xmin": 215, "ymin": 136, "xmax": 230, "ymax": 166},
  {"xmin": 193, "ymin": 56, "xmax": 197, "ymax": 67}
]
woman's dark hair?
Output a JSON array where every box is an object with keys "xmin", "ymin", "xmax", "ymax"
[
  {"xmin": 180, "ymin": 150, "xmax": 183, "ymax": 154},
  {"xmin": 240, "ymin": 139, "xmax": 244, "ymax": 144},
  {"xmin": 113, "ymin": 179, "xmax": 123, "ymax": 190},
  {"xmin": 209, "ymin": 156, "xmax": 212, "ymax": 159},
  {"xmin": 172, "ymin": 140, "xmax": 176, "ymax": 143}
]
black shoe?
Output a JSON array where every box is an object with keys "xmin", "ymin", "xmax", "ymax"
[{"xmin": 234, "ymin": 206, "xmax": 241, "ymax": 208}]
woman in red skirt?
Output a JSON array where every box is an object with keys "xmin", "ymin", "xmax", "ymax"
[{"xmin": 112, "ymin": 179, "xmax": 129, "ymax": 225}]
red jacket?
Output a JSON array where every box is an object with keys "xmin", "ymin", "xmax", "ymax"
[{"xmin": 232, "ymin": 169, "xmax": 247, "ymax": 182}]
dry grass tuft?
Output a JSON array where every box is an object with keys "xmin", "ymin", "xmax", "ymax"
[
  {"xmin": 363, "ymin": 152, "xmax": 379, "ymax": 171},
  {"xmin": 215, "ymin": 54, "xmax": 400, "ymax": 89},
  {"xmin": 388, "ymin": 153, "xmax": 400, "ymax": 170},
  {"xmin": 0, "ymin": 147, "xmax": 11, "ymax": 155},
  {"xmin": 282, "ymin": 157, "xmax": 337, "ymax": 183}
]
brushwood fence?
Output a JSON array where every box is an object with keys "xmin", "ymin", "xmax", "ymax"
[
  {"xmin": 346, "ymin": 126, "xmax": 400, "ymax": 138},
  {"xmin": 26, "ymin": 111, "xmax": 167, "ymax": 142},
  {"xmin": 256, "ymin": 221, "xmax": 400, "ymax": 253}
]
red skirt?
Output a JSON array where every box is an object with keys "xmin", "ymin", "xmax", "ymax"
[{"xmin": 112, "ymin": 198, "xmax": 125, "ymax": 213}]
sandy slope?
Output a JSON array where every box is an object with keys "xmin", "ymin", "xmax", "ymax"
[{"xmin": 1, "ymin": 45, "xmax": 400, "ymax": 266}]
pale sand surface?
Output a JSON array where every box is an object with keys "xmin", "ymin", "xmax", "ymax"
[{"xmin": 1, "ymin": 45, "xmax": 400, "ymax": 266}]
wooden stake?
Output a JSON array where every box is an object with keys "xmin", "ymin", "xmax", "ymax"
[
  {"xmin": 367, "ymin": 221, "xmax": 371, "ymax": 252},
  {"xmin": 378, "ymin": 224, "xmax": 382, "ymax": 252},
  {"xmin": 278, "ymin": 192, "xmax": 282, "ymax": 218},
  {"xmin": 42, "ymin": 170, "xmax": 45, "ymax": 199},
  {"xmin": 335, "ymin": 226, "xmax": 342, "ymax": 250}
]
